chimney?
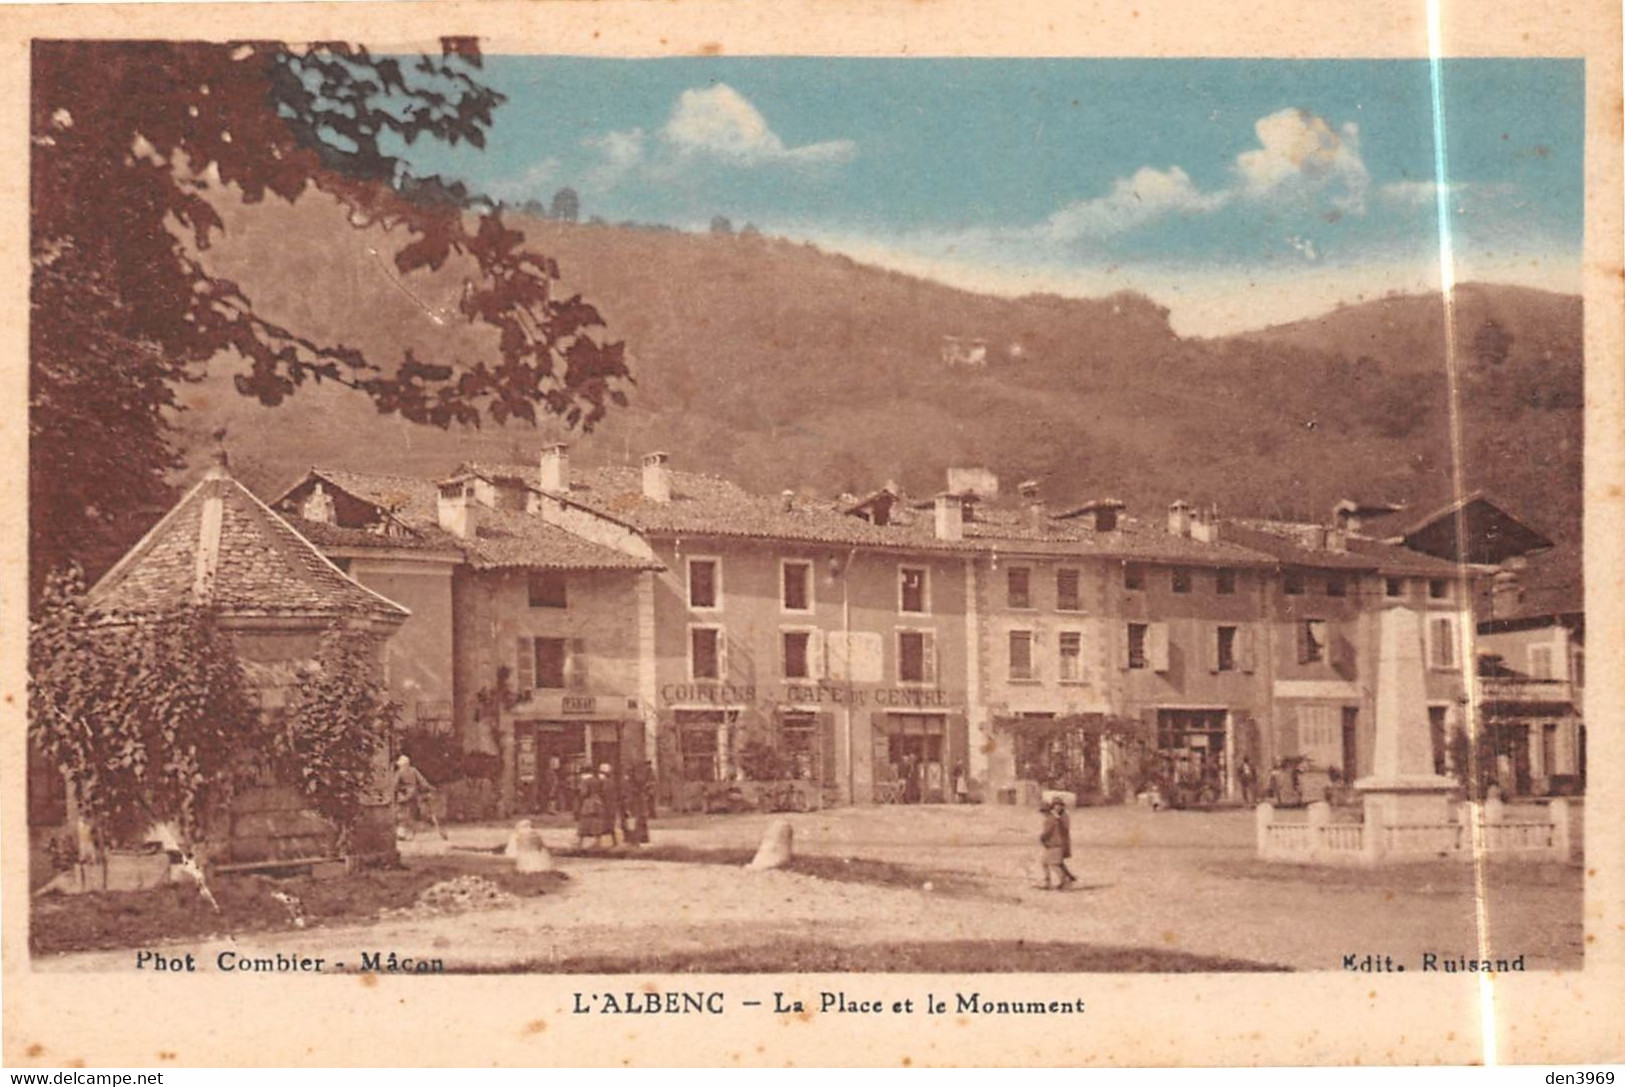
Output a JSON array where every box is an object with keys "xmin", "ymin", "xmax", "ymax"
[
  {"xmin": 1326, "ymin": 527, "xmax": 1348, "ymax": 552},
  {"xmin": 301, "ymin": 482, "xmax": 335, "ymax": 525},
  {"xmin": 1333, "ymin": 500, "xmax": 1360, "ymax": 534},
  {"xmin": 437, "ymin": 479, "xmax": 480, "ymax": 540},
  {"xmin": 1491, "ymin": 558, "xmax": 1526, "ymax": 616},
  {"xmin": 1190, "ymin": 505, "xmax": 1220, "ymax": 544},
  {"xmin": 539, "ymin": 442, "xmax": 570, "ymax": 493},
  {"xmin": 642, "ymin": 452, "xmax": 672, "ymax": 503},
  {"xmin": 1017, "ymin": 479, "xmax": 1046, "ymax": 531},
  {"xmin": 1093, "ymin": 500, "xmax": 1123, "ymax": 533},
  {"xmin": 1168, "ymin": 500, "xmax": 1193, "ymax": 537},
  {"xmin": 934, "ymin": 492, "xmax": 964, "ymax": 541},
  {"xmin": 781, "ymin": 490, "xmax": 795, "ymax": 513}
]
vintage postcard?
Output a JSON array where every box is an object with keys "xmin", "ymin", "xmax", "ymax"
[{"xmin": 3, "ymin": 0, "xmax": 1622, "ymax": 1069}]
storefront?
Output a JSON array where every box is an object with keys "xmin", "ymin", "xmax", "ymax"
[
  {"xmin": 511, "ymin": 694, "xmax": 642, "ymax": 814},
  {"xmin": 1154, "ymin": 707, "xmax": 1232, "ymax": 800},
  {"xmin": 990, "ymin": 713, "xmax": 1150, "ymax": 805}
]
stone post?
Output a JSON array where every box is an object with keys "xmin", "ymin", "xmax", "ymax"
[
  {"xmin": 1549, "ymin": 797, "xmax": 1571, "ymax": 859},
  {"xmin": 1255, "ymin": 802, "xmax": 1275, "ymax": 858},
  {"xmin": 1307, "ymin": 800, "xmax": 1331, "ymax": 860},
  {"xmin": 1484, "ymin": 794, "xmax": 1505, "ymax": 825}
]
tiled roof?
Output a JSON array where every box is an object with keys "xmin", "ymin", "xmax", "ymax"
[
  {"xmin": 303, "ymin": 468, "xmax": 443, "ymax": 529},
  {"xmin": 295, "ymin": 467, "xmax": 660, "ymax": 572},
  {"xmin": 89, "ymin": 468, "xmax": 410, "ymax": 624},
  {"xmin": 461, "ymin": 508, "xmax": 663, "ymax": 572},
  {"xmin": 284, "ymin": 516, "xmax": 463, "ymax": 554},
  {"xmin": 1478, "ymin": 543, "xmax": 1583, "ymax": 622},
  {"xmin": 463, "ymin": 463, "xmax": 989, "ymax": 553},
  {"xmin": 1223, "ymin": 520, "xmax": 1471, "ymax": 577}
]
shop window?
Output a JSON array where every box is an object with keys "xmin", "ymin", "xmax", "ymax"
[
  {"xmin": 1325, "ymin": 575, "xmax": 1346, "ymax": 598},
  {"xmin": 535, "ymin": 637, "xmax": 567, "ymax": 689},
  {"xmin": 528, "ymin": 570, "xmax": 568, "ymax": 608},
  {"xmin": 676, "ymin": 709, "xmax": 737, "ymax": 782},
  {"xmin": 782, "ymin": 630, "xmax": 812, "ymax": 680},
  {"xmin": 1429, "ymin": 578, "xmax": 1450, "ymax": 600},
  {"xmin": 782, "ymin": 561, "xmax": 812, "ymax": 612},
  {"xmin": 1171, "ymin": 567, "xmax": 1192, "ymax": 594},
  {"xmin": 898, "ymin": 630, "xmax": 936, "ymax": 684},
  {"xmin": 1007, "ymin": 567, "xmax": 1032, "ymax": 609},
  {"xmin": 688, "ymin": 559, "xmax": 720, "ymax": 609},
  {"xmin": 690, "ymin": 626, "xmax": 724, "ymax": 680},
  {"xmin": 1297, "ymin": 620, "xmax": 1327, "ymax": 665},
  {"xmin": 1216, "ymin": 626, "xmax": 1237, "ymax": 672},
  {"xmin": 1429, "ymin": 616, "xmax": 1457, "ymax": 669},
  {"xmin": 1008, "ymin": 630, "xmax": 1035, "ymax": 681},
  {"xmin": 1056, "ymin": 568, "xmax": 1081, "ymax": 611},
  {"xmin": 1386, "ymin": 577, "xmax": 1404, "ymax": 598},
  {"xmin": 1127, "ymin": 623, "xmax": 1149, "ymax": 670},
  {"xmin": 1058, "ymin": 631, "xmax": 1082, "ymax": 682},
  {"xmin": 1284, "ymin": 571, "xmax": 1305, "ymax": 595},
  {"xmin": 780, "ymin": 712, "xmax": 819, "ymax": 781},
  {"xmin": 1215, "ymin": 568, "xmax": 1237, "ymax": 595},
  {"xmin": 1124, "ymin": 564, "xmax": 1144, "ymax": 591},
  {"xmin": 899, "ymin": 567, "xmax": 929, "ymax": 614}
]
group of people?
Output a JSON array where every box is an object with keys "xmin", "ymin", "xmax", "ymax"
[{"xmin": 573, "ymin": 760, "xmax": 655, "ymax": 850}]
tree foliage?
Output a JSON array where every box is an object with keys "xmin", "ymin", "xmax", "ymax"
[
  {"xmin": 31, "ymin": 39, "xmax": 629, "ymax": 588},
  {"xmin": 276, "ymin": 628, "xmax": 400, "ymax": 847},
  {"xmin": 28, "ymin": 570, "xmax": 266, "ymax": 852}
]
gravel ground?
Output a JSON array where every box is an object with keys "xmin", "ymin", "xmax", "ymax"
[{"xmin": 34, "ymin": 803, "xmax": 1582, "ymax": 973}]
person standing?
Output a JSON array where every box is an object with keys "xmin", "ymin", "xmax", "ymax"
[
  {"xmin": 575, "ymin": 769, "xmax": 605, "ymax": 850},
  {"xmin": 953, "ymin": 763, "xmax": 969, "ymax": 805},
  {"xmin": 599, "ymin": 763, "xmax": 622, "ymax": 847},
  {"xmin": 1036, "ymin": 799, "xmax": 1069, "ymax": 891},
  {"xmin": 393, "ymin": 754, "xmax": 446, "ymax": 841},
  {"xmin": 1055, "ymin": 798, "xmax": 1078, "ymax": 887},
  {"xmin": 541, "ymin": 757, "xmax": 559, "ymax": 815},
  {"xmin": 1238, "ymin": 756, "xmax": 1258, "ymax": 805},
  {"xmin": 622, "ymin": 761, "xmax": 651, "ymax": 846}
]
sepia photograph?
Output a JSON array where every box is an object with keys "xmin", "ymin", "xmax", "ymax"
[{"xmin": 5, "ymin": 0, "xmax": 1622, "ymax": 1069}]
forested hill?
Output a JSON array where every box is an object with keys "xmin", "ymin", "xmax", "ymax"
[{"xmin": 172, "ymin": 193, "xmax": 1583, "ymax": 553}]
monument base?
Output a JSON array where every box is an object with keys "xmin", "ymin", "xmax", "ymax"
[{"xmin": 1355, "ymin": 775, "xmax": 1458, "ymax": 828}]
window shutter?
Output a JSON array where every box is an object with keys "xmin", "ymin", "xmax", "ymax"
[
  {"xmin": 817, "ymin": 711, "xmax": 837, "ymax": 787},
  {"xmin": 717, "ymin": 630, "xmax": 729, "ymax": 680},
  {"xmin": 923, "ymin": 632, "xmax": 937, "ymax": 684},
  {"xmin": 809, "ymin": 631, "xmax": 826, "ymax": 679},
  {"xmin": 1240, "ymin": 627, "xmax": 1257, "ymax": 673},
  {"xmin": 826, "ymin": 632, "xmax": 848, "ymax": 681},
  {"xmin": 568, "ymin": 638, "xmax": 588, "ymax": 690},
  {"xmin": 1205, "ymin": 626, "xmax": 1218, "ymax": 673},
  {"xmin": 516, "ymin": 636, "xmax": 534, "ymax": 691},
  {"xmin": 1149, "ymin": 623, "xmax": 1171, "ymax": 672},
  {"xmin": 1296, "ymin": 622, "xmax": 1311, "ymax": 665}
]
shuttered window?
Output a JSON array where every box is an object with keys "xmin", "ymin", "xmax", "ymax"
[
  {"xmin": 1008, "ymin": 630, "xmax": 1035, "ymax": 680},
  {"xmin": 898, "ymin": 630, "xmax": 936, "ymax": 683},
  {"xmin": 1056, "ymin": 568, "xmax": 1081, "ymax": 611},
  {"xmin": 535, "ymin": 637, "xmax": 567, "ymax": 689}
]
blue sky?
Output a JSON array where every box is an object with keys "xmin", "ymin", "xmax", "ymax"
[{"xmin": 406, "ymin": 58, "xmax": 1583, "ymax": 334}]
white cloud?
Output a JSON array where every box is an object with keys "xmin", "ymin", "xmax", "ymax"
[
  {"xmin": 1234, "ymin": 108, "xmax": 1369, "ymax": 213},
  {"xmin": 584, "ymin": 84, "xmax": 855, "ymax": 190},
  {"xmin": 1378, "ymin": 179, "xmax": 1514, "ymax": 207},
  {"xmin": 663, "ymin": 84, "xmax": 855, "ymax": 166},
  {"xmin": 1045, "ymin": 166, "xmax": 1230, "ymax": 241}
]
